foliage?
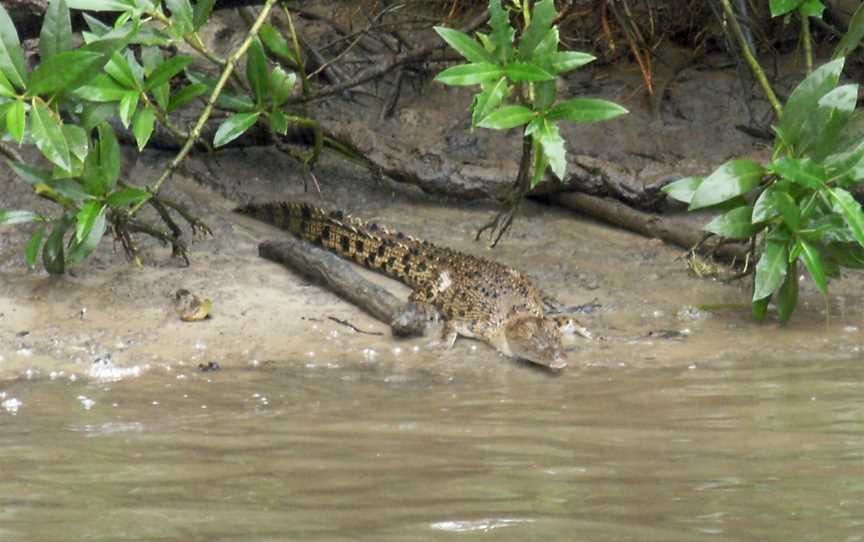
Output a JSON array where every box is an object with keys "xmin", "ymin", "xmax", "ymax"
[
  {"xmin": 433, "ymin": 0, "xmax": 627, "ymax": 189},
  {"xmin": 0, "ymin": 0, "xmax": 302, "ymax": 272},
  {"xmin": 663, "ymin": 58, "xmax": 864, "ymax": 322}
]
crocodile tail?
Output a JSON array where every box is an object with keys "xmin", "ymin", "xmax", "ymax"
[{"xmin": 236, "ymin": 201, "xmax": 431, "ymax": 287}]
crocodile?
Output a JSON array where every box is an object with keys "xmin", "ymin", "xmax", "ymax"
[{"xmin": 236, "ymin": 201, "xmax": 590, "ymax": 369}]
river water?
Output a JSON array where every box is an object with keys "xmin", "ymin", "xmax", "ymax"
[{"xmin": 1, "ymin": 352, "xmax": 861, "ymax": 541}]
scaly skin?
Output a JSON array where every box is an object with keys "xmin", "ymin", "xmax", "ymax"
[{"xmin": 236, "ymin": 201, "xmax": 589, "ymax": 369}]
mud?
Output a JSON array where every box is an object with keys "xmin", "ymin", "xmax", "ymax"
[
  {"xmin": 3, "ymin": 139, "xmax": 864, "ymax": 384},
  {"xmin": 2, "ymin": 6, "xmax": 864, "ymax": 381}
]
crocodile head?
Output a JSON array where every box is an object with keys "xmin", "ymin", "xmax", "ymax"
[{"xmin": 501, "ymin": 314, "xmax": 568, "ymax": 370}]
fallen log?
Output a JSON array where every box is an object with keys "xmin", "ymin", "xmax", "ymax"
[
  {"xmin": 258, "ymin": 237, "xmax": 437, "ymax": 337},
  {"xmin": 551, "ymin": 192, "xmax": 749, "ymax": 261}
]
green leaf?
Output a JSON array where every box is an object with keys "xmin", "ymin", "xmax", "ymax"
[
  {"xmin": 753, "ymin": 238, "xmax": 789, "ymax": 301},
  {"xmin": 472, "ymin": 76, "xmax": 509, "ymax": 127},
  {"xmin": 270, "ymin": 66, "xmax": 295, "ymax": 107},
  {"xmin": 49, "ymin": 178, "xmax": 93, "ymax": 202},
  {"xmin": 192, "ymin": 0, "xmax": 215, "ymax": 30},
  {"xmin": 550, "ymin": 51, "xmax": 595, "ymax": 73},
  {"xmin": 72, "ymin": 72, "xmax": 130, "ymax": 102},
  {"xmin": 144, "ymin": 55, "xmax": 192, "ymax": 90},
  {"xmin": 42, "ymin": 216, "xmax": 72, "ymax": 274},
  {"xmin": 434, "ymin": 27, "xmax": 494, "ymax": 64},
  {"xmin": 27, "ymin": 50, "xmax": 105, "ymax": 96},
  {"xmin": 796, "ymin": 239, "xmax": 828, "ymax": 295},
  {"xmin": 518, "ymin": 0, "xmax": 557, "ymax": 60},
  {"xmin": 118, "ymin": 90, "xmax": 139, "ymax": 127},
  {"xmin": 61, "ymin": 127, "xmax": 87, "ymax": 165},
  {"xmin": 752, "ymin": 295, "xmax": 770, "ymax": 321},
  {"xmin": 769, "ymin": 156, "xmax": 825, "ymax": 189},
  {"xmin": 81, "ymin": 12, "xmax": 110, "ymax": 34},
  {"xmin": 530, "ymin": 137, "xmax": 549, "ymax": 188},
  {"xmin": 259, "ymin": 23, "xmax": 297, "ymax": 64},
  {"xmin": 68, "ymin": 203, "xmax": 106, "ymax": 265},
  {"xmin": 833, "ymin": 2, "xmax": 864, "ymax": 59},
  {"xmin": 477, "ymin": 104, "xmax": 535, "ymax": 130},
  {"xmin": 141, "ymin": 45, "xmax": 162, "ymax": 74},
  {"xmin": 533, "ymin": 80, "xmax": 556, "ymax": 113},
  {"xmin": 7, "ymin": 160, "xmax": 52, "ymax": 185},
  {"xmin": 132, "ymin": 104, "xmax": 156, "ymax": 150},
  {"xmin": 268, "ymin": 109, "xmax": 287, "ymax": 135},
  {"xmin": 826, "ymin": 242, "xmax": 864, "ymax": 268},
  {"xmin": 25, "ymin": 226, "xmax": 45, "ymax": 269},
  {"xmin": 80, "ymin": 102, "xmax": 117, "ymax": 131},
  {"xmin": 773, "ymin": 190, "xmax": 800, "ymax": 231},
  {"xmin": 776, "ymin": 261, "xmax": 799, "ymax": 324},
  {"xmin": 97, "ymin": 122, "xmax": 121, "ymax": 192},
  {"xmin": 547, "ymin": 98, "xmax": 629, "ymax": 123},
  {"xmin": 799, "ymin": 0, "xmax": 825, "ymax": 18},
  {"xmin": 777, "ymin": 58, "xmax": 844, "ymax": 151},
  {"xmin": 40, "ymin": 0, "xmax": 72, "ymax": 60},
  {"xmin": 167, "ymin": 82, "xmax": 207, "ymax": 113},
  {"xmin": 752, "ymin": 186, "xmax": 780, "ymax": 222},
  {"xmin": 30, "ymin": 100, "xmax": 71, "ymax": 171},
  {"xmin": 75, "ymin": 200, "xmax": 104, "ymax": 243},
  {"xmin": 0, "ymin": 209, "xmax": 40, "ymax": 225},
  {"xmin": 165, "ymin": 0, "xmax": 194, "ymax": 35},
  {"xmin": 104, "ymin": 50, "xmax": 140, "ymax": 90},
  {"xmin": 6, "ymin": 99, "xmax": 25, "ymax": 143},
  {"xmin": 0, "ymin": 69, "xmax": 14, "ymax": 97},
  {"xmin": 214, "ymin": 111, "xmax": 260, "ymax": 147},
  {"xmin": 246, "ymin": 38, "xmax": 269, "ymax": 104},
  {"xmin": 503, "ymin": 62, "xmax": 555, "ymax": 81},
  {"xmin": 770, "ymin": 0, "xmax": 804, "ymax": 17},
  {"xmin": 829, "ymin": 187, "xmax": 864, "ymax": 247},
  {"xmin": 536, "ymin": 120, "xmax": 566, "ymax": 180},
  {"xmin": 801, "ymin": 84, "xmax": 858, "ymax": 160},
  {"xmin": 689, "ymin": 159, "xmax": 766, "ymax": 210},
  {"xmin": 435, "ymin": 62, "xmax": 503, "ymax": 86},
  {"xmin": 488, "ymin": 0, "xmax": 514, "ymax": 62},
  {"xmin": 662, "ymin": 176, "xmax": 703, "ymax": 204},
  {"xmin": 0, "ymin": 5, "xmax": 28, "ymax": 89},
  {"xmin": 704, "ymin": 205, "xmax": 762, "ymax": 239},
  {"xmin": 825, "ymin": 138, "xmax": 864, "ymax": 182},
  {"xmin": 533, "ymin": 28, "xmax": 559, "ymax": 62},
  {"xmin": 106, "ymin": 186, "xmax": 151, "ymax": 207}
]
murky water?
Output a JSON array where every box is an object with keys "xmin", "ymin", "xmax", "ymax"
[{"xmin": 1, "ymin": 354, "xmax": 862, "ymax": 542}]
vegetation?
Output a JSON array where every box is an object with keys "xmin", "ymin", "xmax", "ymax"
[
  {"xmin": 0, "ymin": 0, "xmax": 312, "ymax": 271},
  {"xmin": 664, "ymin": 3, "xmax": 864, "ymax": 323},
  {"xmin": 434, "ymin": 0, "xmax": 627, "ymax": 245}
]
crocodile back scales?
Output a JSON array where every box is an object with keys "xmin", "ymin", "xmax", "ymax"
[{"xmin": 236, "ymin": 201, "xmax": 547, "ymax": 331}]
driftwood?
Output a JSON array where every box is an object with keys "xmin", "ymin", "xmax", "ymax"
[
  {"xmin": 552, "ymin": 192, "xmax": 749, "ymax": 261},
  {"xmin": 258, "ymin": 238, "xmax": 438, "ymax": 337}
]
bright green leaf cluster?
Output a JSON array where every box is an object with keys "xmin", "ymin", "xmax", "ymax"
[
  {"xmin": 434, "ymin": 0, "xmax": 627, "ymax": 188},
  {"xmin": 0, "ymin": 0, "xmax": 240, "ymax": 272},
  {"xmin": 663, "ymin": 57, "xmax": 864, "ymax": 322}
]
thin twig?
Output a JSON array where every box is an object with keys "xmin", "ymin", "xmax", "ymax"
[
  {"xmin": 327, "ymin": 316, "xmax": 384, "ymax": 335},
  {"xmin": 801, "ymin": 13, "xmax": 813, "ymax": 74},
  {"xmin": 289, "ymin": 10, "xmax": 490, "ymax": 104},
  {"xmin": 718, "ymin": 0, "xmax": 783, "ymax": 117}
]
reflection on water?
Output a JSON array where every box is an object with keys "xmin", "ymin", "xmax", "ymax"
[{"xmin": 1, "ymin": 355, "xmax": 862, "ymax": 542}]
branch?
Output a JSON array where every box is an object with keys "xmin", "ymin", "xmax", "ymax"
[
  {"xmin": 130, "ymin": 0, "xmax": 278, "ymax": 215},
  {"xmin": 289, "ymin": 10, "xmax": 490, "ymax": 104}
]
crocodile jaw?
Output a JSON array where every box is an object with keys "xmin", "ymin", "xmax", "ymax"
[{"xmin": 499, "ymin": 315, "xmax": 568, "ymax": 370}]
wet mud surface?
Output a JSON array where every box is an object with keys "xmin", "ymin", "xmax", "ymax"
[{"xmin": 3, "ymin": 144, "xmax": 864, "ymax": 384}]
